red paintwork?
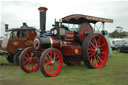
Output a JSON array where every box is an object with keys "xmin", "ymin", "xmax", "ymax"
[
  {"xmin": 79, "ymin": 23, "xmax": 93, "ymax": 42},
  {"xmin": 50, "ymin": 36, "xmax": 60, "ymax": 48},
  {"xmin": 87, "ymin": 34, "xmax": 108, "ymax": 68},
  {"xmin": 22, "ymin": 47, "xmax": 40, "ymax": 72},
  {"xmin": 70, "ymin": 61, "xmax": 81, "ymax": 65},
  {"xmin": 50, "ymin": 35, "xmax": 81, "ymax": 56},
  {"xmin": 61, "ymin": 46, "xmax": 71, "ymax": 56},
  {"xmin": 42, "ymin": 49, "xmax": 63, "ymax": 77},
  {"xmin": 60, "ymin": 41, "xmax": 77, "ymax": 47},
  {"xmin": 71, "ymin": 46, "xmax": 81, "ymax": 56},
  {"xmin": 61, "ymin": 46, "xmax": 81, "ymax": 56},
  {"xmin": 64, "ymin": 31, "xmax": 76, "ymax": 41},
  {"xmin": 19, "ymin": 8, "xmax": 112, "ymax": 77}
]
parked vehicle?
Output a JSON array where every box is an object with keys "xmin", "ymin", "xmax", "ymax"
[
  {"xmin": 19, "ymin": 7, "xmax": 113, "ymax": 77},
  {"xmin": 0, "ymin": 23, "xmax": 37, "ymax": 65},
  {"xmin": 111, "ymin": 40, "xmax": 125, "ymax": 51},
  {"xmin": 117, "ymin": 42, "xmax": 128, "ymax": 53}
]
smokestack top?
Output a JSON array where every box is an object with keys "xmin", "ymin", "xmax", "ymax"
[
  {"xmin": 5, "ymin": 24, "xmax": 8, "ymax": 32},
  {"xmin": 38, "ymin": 7, "xmax": 48, "ymax": 12},
  {"xmin": 23, "ymin": 22, "xmax": 27, "ymax": 26},
  {"xmin": 5, "ymin": 24, "xmax": 8, "ymax": 27}
]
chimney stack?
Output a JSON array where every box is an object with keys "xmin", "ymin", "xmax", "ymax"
[
  {"xmin": 23, "ymin": 22, "xmax": 27, "ymax": 26},
  {"xmin": 38, "ymin": 7, "xmax": 48, "ymax": 36},
  {"xmin": 5, "ymin": 24, "xmax": 8, "ymax": 32}
]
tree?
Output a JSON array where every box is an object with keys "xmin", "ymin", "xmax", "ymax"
[
  {"xmin": 116, "ymin": 26, "xmax": 123, "ymax": 33},
  {"xmin": 109, "ymin": 27, "xmax": 127, "ymax": 38}
]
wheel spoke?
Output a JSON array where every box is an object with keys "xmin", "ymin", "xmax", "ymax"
[
  {"xmin": 48, "ymin": 65, "xmax": 52, "ymax": 73},
  {"xmin": 50, "ymin": 65, "xmax": 53, "ymax": 73},
  {"xmin": 100, "ymin": 52, "xmax": 106, "ymax": 55},
  {"xmin": 88, "ymin": 52, "xmax": 95, "ymax": 58},
  {"xmin": 90, "ymin": 41, "xmax": 96, "ymax": 48},
  {"xmin": 25, "ymin": 61, "xmax": 31, "ymax": 67},
  {"xmin": 32, "ymin": 62, "xmax": 34, "ymax": 70},
  {"xmin": 44, "ymin": 59, "xmax": 51, "ymax": 65},
  {"xmin": 88, "ymin": 48, "xmax": 95, "ymax": 51},
  {"xmin": 54, "ymin": 56, "xmax": 59, "ymax": 60},
  {"xmin": 47, "ymin": 54, "xmax": 52, "ymax": 60},
  {"xmin": 97, "ymin": 56, "xmax": 103, "ymax": 63},
  {"xmin": 100, "ymin": 47, "xmax": 105, "ymax": 51},
  {"xmin": 33, "ymin": 63, "xmax": 37, "ymax": 68},
  {"xmin": 29, "ymin": 52, "xmax": 32, "ymax": 57},
  {"xmin": 53, "ymin": 52, "xmax": 57, "ymax": 60},
  {"xmin": 90, "ymin": 57, "xmax": 95, "ymax": 64},
  {"xmin": 98, "ymin": 44, "xmax": 105, "ymax": 48},
  {"xmin": 97, "ymin": 38, "xmax": 100, "ymax": 46},
  {"xmin": 45, "ymin": 64, "xmax": 49, "ymax": 69},
  {"xmin": 89, "ymin": 44, "xmax": 94, "ymax": 49},
  {"xmin": 24, "ymin": 59, "xmax": 28, "ymax": 64},
  {"xmin": 94, "ymin": 39, "xmax": 98, "ymax": 47},
  {"xmin": 90, "ymin": 57, "xmax": 93, "ymax": 63},
  {"xmin": 26, "ymin": 53, "xmax": 30, "ymax": 58},
  {"xmin": 94, "ymin": 58, "xmax": 98, "ymax": 66},
  {"xmin": 53, "ymin": 64, "xmax": 57, "ymax": 71},
  {"xmin": 24, "ymin": 56, "xmax": 28, "ymax": 59}
]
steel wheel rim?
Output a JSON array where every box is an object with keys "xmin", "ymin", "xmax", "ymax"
[
  {"xmin": 43, "ymin": 49, "xmax": 63, "ymax": 76},
  {"xmin": 87, "ymin": 34, "xmax": 108, "ymax": 68},
  {"xmin": 22, "ymin": 48, "xmax": 40, "ymax": 72}
]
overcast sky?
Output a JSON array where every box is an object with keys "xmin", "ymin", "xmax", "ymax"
[{"xmin": 0, "ymin": 0, "xmax": 128, "ymax": 36}]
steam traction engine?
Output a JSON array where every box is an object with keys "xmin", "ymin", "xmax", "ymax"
[
  {"xmin": 0, "ymin": 23, "xmax": 37, "ymax": 65},
  {"xmin": 19, "ymin": 7, "xmax": 113, "ymax": 77}
]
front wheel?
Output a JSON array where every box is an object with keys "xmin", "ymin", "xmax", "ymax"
[
  {"xmin": 40, "ymin": 48, "xmax": 63, "ymax": 77},
  {"xmin": 19, "ymin": 47, "xmax": 40, "ymax": 73}
]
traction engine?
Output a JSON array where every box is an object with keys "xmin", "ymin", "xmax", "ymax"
[{"xmin": 19, "ymin": 7, "xmax": 113, "ymax": 77}]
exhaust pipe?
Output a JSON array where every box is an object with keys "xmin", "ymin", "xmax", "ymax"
[
  {"xmin": 23, "ymin": 22, "xmax": 28, "ymax": 27},
  {"xmin": 38, "ymin": 7, "xmax": 48, "ymax": 36},
  {"xmin": 21, "ymin": 22, "xmax": 28, "ymax": 28},
  {"xmin": 5, "ymin": 24, "xmax": 8, "ymax": 32}
]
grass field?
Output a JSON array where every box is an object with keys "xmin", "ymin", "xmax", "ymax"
[{"xmin": 0, "ymin": 51, "xmax": 128, "ymax": 85}]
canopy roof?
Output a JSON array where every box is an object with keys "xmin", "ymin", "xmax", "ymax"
[
  {"xmin": 60, "ymin": 14, "xmax": 113, "ymax": 24},
  {"xmin": 8, "ymin": 26, "xmax": 36, "ymax": 31}
]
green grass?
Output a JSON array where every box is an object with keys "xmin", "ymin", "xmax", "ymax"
[{"xmin": 0, "ymin": 51, "xmax": 128, "ymax": 85}]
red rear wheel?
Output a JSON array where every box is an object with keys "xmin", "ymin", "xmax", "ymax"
[
  {"xmin": 82, "ymin": 33, "xmax": 108, "ymax": 68},
  {"xmin": 19, "ymin": 47, "xmax": 40, "ymax": 73},
  {"xmin": 40, "ymin": 48, "xmax": 63, "ymax": 77}
]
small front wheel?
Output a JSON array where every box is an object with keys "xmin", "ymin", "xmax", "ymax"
[
  {"xmin": 40, "ymin": 48, "xmax": 63, "ymax": 77},
  {"xmin": 19, "ymin": 47, "xmax": 40, "ymax": 73}
]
